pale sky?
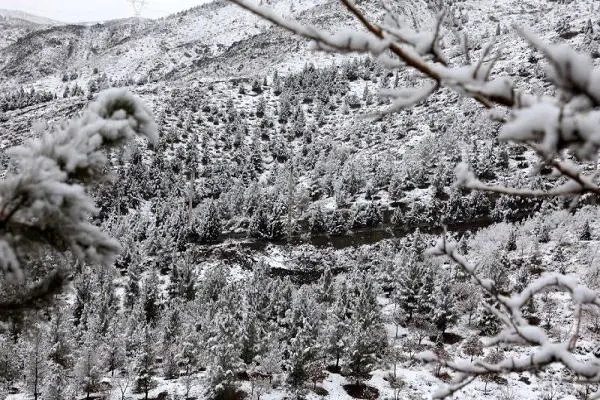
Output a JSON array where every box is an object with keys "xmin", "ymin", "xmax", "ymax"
[{"xmin": 0, "ymin": 0, "xmax": 212, "ymax": 23}]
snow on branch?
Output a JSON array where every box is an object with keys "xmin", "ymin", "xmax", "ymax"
[
  {"xmin": 424, "ymin": 234, "xmax": 600, "ymax": 398},
  {"xmin": 0, "ymin": 89, "xmax": 157, "ymax": 312}
]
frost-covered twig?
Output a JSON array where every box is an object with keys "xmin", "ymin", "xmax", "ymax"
[{"xmin": 423, "ymin": 236, "xmax": 600, "ymax": 398}]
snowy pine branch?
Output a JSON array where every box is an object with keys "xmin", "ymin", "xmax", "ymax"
[{"xmin": 0, "ymin": 88, "xmax": 157, "ymax": 315}]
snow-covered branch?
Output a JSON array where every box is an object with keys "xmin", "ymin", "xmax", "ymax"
[
  {"xmin": 0, "ymin": 88, "xmax": 157, "ymax": 315},
  {"xmin": 424, "ymin": 236, "xmax": 600, "ymax": 398}
]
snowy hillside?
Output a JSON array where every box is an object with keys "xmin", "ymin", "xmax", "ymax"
[
  {"xmin": 0, "ymin": 9, "xmax": 62, "ymax": 26},
  {"xmin": 2, "ymin": 0, "xmax": 600, "ymax": 399}
]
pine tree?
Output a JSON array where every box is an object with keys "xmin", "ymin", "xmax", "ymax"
[
  {"xmin": 580, "ymin": 220, "xmax": 592, "ymax": 241},
  {"xmin": 75, "ymin": 330, "xmax": 102, "ymax": 400},
  {"xmin": 506, "ymin": 229, "xmax": 517, "ymax": 252},
  {"xmin": 394, "ymin": 259, "xmax": 435, "ymax": 322},
  {"xmin": 256, "ymin": 96, "xmax": 266, "ymax": 118},
  {"xmin": 135, "ymin": 325, "xmax": 156, "ymax": 400},
  {"xmin": 205, "ymin": 299, "xmax": 243, "ymax": 400},
  {"xmin": 43, "ymin": 360, "xmax": 73, "ymax": 400},
  {"xmin": 286, "ymin": 314, "xmax": 320, "ymax": 387},
  {"xmin": 478, "ymin": 293, "xmax": 501, "ymax": 336},
  {"xmin": 322, "ymin": 287, "xmax": 351, "ymax": 369},
  {"xmin": 0, "ymin": 336, "xmax": 20, "ymax": 393},
  {"xmin": 240, "ymin": 312, "xmax": 262, "ymax": 366},
  {"xmin": 537, "ymin": 221, "xmax": 551, "ymax": 243},
  {"xmin": 431, "ymin": 273, "xmax": 458, "ymax": 335},
  {"xmin": 142, "ymin": 271, "xmax": 161, "ymax": 325},
  {"xmin": 25, "ymin": 326, "xmax": 48, "ymax": 400},
  {"xmin": 310, "ymin": 207, "xmax": 327, "ymax": 234},
  {"xmin": 192, "ymin": 199, "xmax": 222, "ymax": 243},
  {"xmin": 317, "ymin": 267, "xmax": 336, "ymax": 304},
  {"xmin": 345, "ymin": 275, "xmax": 387, "ymax": 383}
]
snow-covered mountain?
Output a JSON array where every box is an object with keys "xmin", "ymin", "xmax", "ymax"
[
  {"xmin": 0, "ymin": 8, "xmax": 62, "ymax": 25},
  {"xmin": 0, "ymin": 8, "xmax": 62, "ymax": 49}
]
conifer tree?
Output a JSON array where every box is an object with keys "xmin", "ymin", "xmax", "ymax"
[
  {"xmin": 205, "ymin": 300, "xmax": 243, "ymax": 400},
  {"xmin": 310, "ymin": 207, "xmax": 327, "ymax": 234},
  {"xmin": 135, "ymin": 325, "xmax": 156, "ymax": 400},
  {"xmin": 580, "ymin": 220, "xmax": 592, "ymax": 241},
  {"xmin": 25, "ymin": 326, "xmax": 48, "ymax": 400},
  {"xmin": 322, "ymin": 284, "xmax": 351, "ymax": 369},
  {"xmin": 0, "ymin": 336, "xmax": 20, "ymax": 394},
  {"xmin": 506, "ymin": 229, "xmax": 517, "ymax": 252},
  {"xmin": 394, "ymin": 259, "xmax": 435, "ymax": 322},
  {"xmin": 345, "ymin": 275, "xmax": 387, "ymax": 383},
  {"xmin": 432, "ymin": 273, "xmax": 458, "ymax": 335},
  {"xmin": 280, "ymin": 286, "xmax": 321, "ymax": 387},
  {"xmin": 142, "ymin": 270, "xmax": 161, "ymax": 325},
  {"xmin": 478, "ymin": 293, "xmax": 501, "ymax": 336},
  {"xmin": 75, "ymin": 329, "xmax": 102, "ymax": 400}
]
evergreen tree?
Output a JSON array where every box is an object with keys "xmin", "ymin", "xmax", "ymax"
[
  {"xmin": 75, "ymin": 330, "xmax": 102, "ymax": 400},
  {"xmin": 285, "ymin": 288, "xmax": 321, "ymax": 388},
  {"xmin": 142, "ymin": 271, "xmax": 161, "ymax": 325},
  {"xmin": 25, "ymin": 327, "xmax": 48, "ymax": 400},
  {"xmin": 394, "ymin": 259, "xmax": 434, "ymax": 322},
  {"xmin": 322, "ymin": 284, "xmax": 351, "ymax": 369},
  {"xmin": 506, "ymin": 229, "xmax": 517, "ymax": 252},
  {"xmin": 43, "ymin": 361, "xmax": 72, "ymax": 400},
  {"xmin": 345, "ymin": 275, "xmax": 387, "ymax": 383},
  {"xmin": 431, "ymin": 273, "xmax": 458, "ymax": 335},
  {"xmin": 0, "ymin": 337, "xmax": 20, "ymax": 394},
  {"xmin": 205, "ymin": 299, "xmax": 243, "ymax": 400},
  {"xmin": 478, "ymin": 293, "xmax": 501, "ymax": 336},
  {"xmin": 580, "ymin": 220, "xmax": 592, "ymax": 241},
  {"xmin": 135, "ymin": 325, "xmax": 156, "ymax": 400},
  {"xmin": 310, "ymin": 207, "xmax": 327, "ymax": 234}
]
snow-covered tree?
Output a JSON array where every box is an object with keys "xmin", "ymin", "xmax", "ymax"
[
  {"xmin": 461, "ymin": 335, "xmax": 484, "ymax": 362},
  {"xmin": 345, "ymin": 274, "xmax": 387, "ymax": 383}
]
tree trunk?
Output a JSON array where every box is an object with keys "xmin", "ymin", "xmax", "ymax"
[{"xmin": 33, "ymin": 361, "xmax": 38, "ymax": 400}]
